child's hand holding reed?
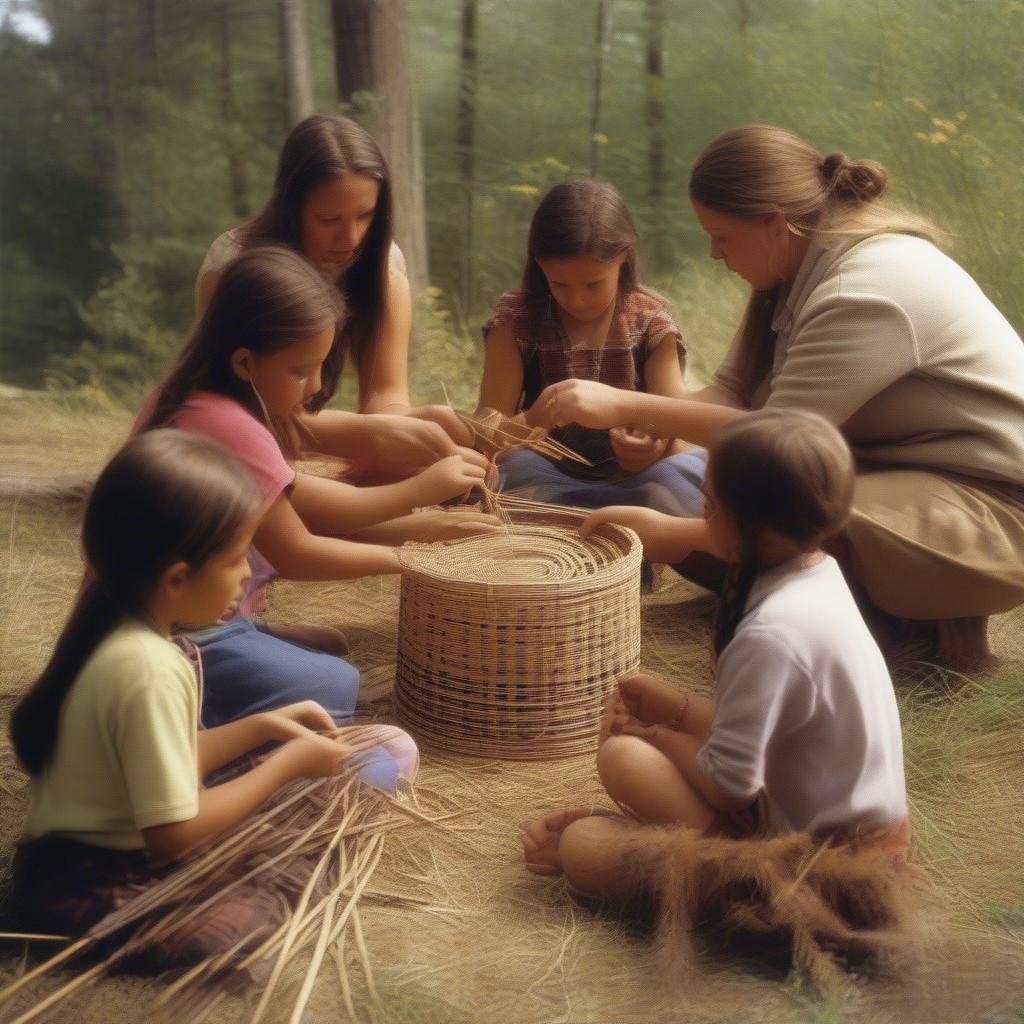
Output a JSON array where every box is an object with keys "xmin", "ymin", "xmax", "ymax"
[
  {"xmin": 617, "ymin": 674, "xmax": 690, "ymax": 729},
  {"xmin": 413, "ymin": 453, "xmax": 489, "ymax": 506}
]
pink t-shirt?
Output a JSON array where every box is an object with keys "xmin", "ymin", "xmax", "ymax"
[{"xmin": 134, "ymin": 390, "xmax": 295, "ymax": 617}]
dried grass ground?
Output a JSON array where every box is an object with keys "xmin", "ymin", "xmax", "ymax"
[{"xmin": 1, "ymin": 398, "xmax": 1023, "ymax": 1023}]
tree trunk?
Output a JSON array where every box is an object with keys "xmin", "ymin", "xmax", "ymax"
[
  {"xmin": 737, "ymin": 0, "xmax": 750, "ymax": 36},
  {"xmin": 589, "ymin": 0, "xmax": 611, "ymax": 178},
  {"xmin": 218, "ymin": 3, "xmax": 250, "ymax": 219},
  {"xmin": 141, "ymin": 0, "xmax": 162, "ymax": 81},
  {"xmin": 95, "ymin": 0, "xmax": 128, "ymax": 235},
  {"xmin": 645, "ymin": 0, "xmax": 670, "ymax": 272},
  {"xmin": 280, "ymin": 0, "xmax": 314, "ymax": 129},
  {"xmin": 456, "ymin": 0, "xmax": 478, "ymax": 314},
  {"xmin": 331, "ymin": 0, "xmax": 428, "ymax": 294}
]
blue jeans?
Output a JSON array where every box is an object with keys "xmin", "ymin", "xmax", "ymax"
[
  {"xmin": 194, "ymin": 619, "xmax": 418, "ymax": 792},
  {"xmin": 196, "ymin": 617, "xmax": 360, "ymax": 727},
  {"xmin": 498, "ymin": 447, "xmax": 708, "ymax": 517}
]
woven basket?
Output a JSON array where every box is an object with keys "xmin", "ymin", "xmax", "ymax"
[{"xmin": 394, "ymin": 501, "xmax": 642, "ymax": 759}]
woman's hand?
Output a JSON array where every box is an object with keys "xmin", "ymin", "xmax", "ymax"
[
  {"xmin": 412, "ymin": 453, "xmax": 488, "ymax": 506},
  {"xmin": 407, "ymin": 405, "xmax": 475, "ymax": 446},
  {"xmin": 609, "ymin": 427, "xmax": 668, "ymax": 473},
  {"xmin": 348, "ymin": 415, "xmax": 462, "ymax": 477},
  {"xmin": 532, "ymin": 380, "xmax": 633, "ymax": 431}
]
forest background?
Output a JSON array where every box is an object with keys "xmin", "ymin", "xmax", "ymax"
[
  {"xmin": 2, "ymin": 5, "xmax": 1024, "ymax": 1020},
  {"xmin": 2, "ymin": 0, "xmax": 1023, "ymax": 412}
]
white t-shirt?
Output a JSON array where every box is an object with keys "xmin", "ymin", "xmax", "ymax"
[
  {"xmin": 696, "ymin": 555, "xmax": 907, "ymax": 836},
  {"xmin": 26, "ymin": 618, "xmax": 199, "ymax": 851}
]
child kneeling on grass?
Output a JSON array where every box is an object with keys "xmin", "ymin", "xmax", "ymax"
[
  {"xmin": 522, "ymin": 409, "xmax": 920, "ymax": 987},
  {"xmin": 7, "ymin": 430, "xmax": 417, "ymax": 967}
]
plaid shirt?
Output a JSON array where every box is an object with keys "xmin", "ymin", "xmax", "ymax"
[{"xmin": 483, "ymin": 288, "xmax": 685, "ymax": 476}]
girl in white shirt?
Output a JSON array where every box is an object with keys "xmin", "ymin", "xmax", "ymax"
[{"xmin": 522, "ymin": 409, "xmax": 914, "ymax": 982}]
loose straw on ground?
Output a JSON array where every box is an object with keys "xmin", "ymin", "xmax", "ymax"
[{"xmin": 0, "ymin": 767, "xmax": 451, "ymax": 1024}]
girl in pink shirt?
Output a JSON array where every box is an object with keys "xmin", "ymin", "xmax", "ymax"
[{"xmin": 137, "ymin": 246, "xmax": 490, "ymax": 726}]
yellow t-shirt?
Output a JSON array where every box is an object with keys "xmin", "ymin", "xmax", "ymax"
[{"xmin": 26, "ymin": 618, "xmax": 199, "ymax": 851}]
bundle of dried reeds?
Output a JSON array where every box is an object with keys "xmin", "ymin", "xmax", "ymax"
[
  {"xmin": 0, "ymin": 760, "xmax": 451, "ymax": 1024},
  {"xmin": 394, "ymin": 497, "xmax": 642, "ymax": 759},
  {"xmin": 457, "ymin": 408, "xmax": 592, "ymax": 467},
  {"xmin": 620, "ymin": 823, "xmax": 931, "ymax": 993}
]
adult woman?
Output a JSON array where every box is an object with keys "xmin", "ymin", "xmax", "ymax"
[
  {"xmin": 537, "ymin": 124, "xmax": 1024, "ymax": 668},
  {"xmin": 196, "ymin": 113, "xmax": 471, "ymax": 469}
]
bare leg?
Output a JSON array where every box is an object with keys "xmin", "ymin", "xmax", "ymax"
[
  {"xmin": 522, "ymin": 811, "xmax": 647, "ymax": 902},
  {"xmin": 558, "ymin": 815, "xmax": 647, "ymax": 901},
  {"xmin": 597, "ymin": 735, "xmax": 715, "ymax": 831}
]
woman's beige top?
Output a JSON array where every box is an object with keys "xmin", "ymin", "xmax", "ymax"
[
  {"xmin": 195, "ymin": 229, "xmax": 407, "ymax": 303},
  {"xmin": 715, "ymin": 233, "xmax": 1024, "ymax": 487}
]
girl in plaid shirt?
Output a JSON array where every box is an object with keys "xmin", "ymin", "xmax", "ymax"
[{"xmin": 478, "ymin": 179, "xmax": 706, "ymax": 517}]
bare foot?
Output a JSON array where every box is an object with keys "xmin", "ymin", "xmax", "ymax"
[{"xmin": 521, "ymin": 807, "xmax": 594, "ymax": 876}]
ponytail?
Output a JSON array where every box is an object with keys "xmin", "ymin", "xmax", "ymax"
[
  {"xmin": 708, "ymin": 409, "xmax": 855, "ymax": 661},
  {"xmin": 10, "ymin": 581, "xmax": 126, "ymax": 777}
]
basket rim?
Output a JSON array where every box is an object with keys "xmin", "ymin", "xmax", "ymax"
[{"xmin": 397, "ymin": 508, "xmax": 642, "ymax": 587}]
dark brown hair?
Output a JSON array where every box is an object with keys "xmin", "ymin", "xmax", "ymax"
[
  {"xmin": 708, "ymin": 408, "xmax": 855, "ymax": 658},
  {"xmin": 10, "ymin": 430, "xmax": 261, "ymax": 777},
  {"xmin": 690, "ymin": 124, "xmax": 939, "ymax": 403},
  {"xmin": 241, "ymin": 114, "xmax": 393, "ymax": 385},
  {"xmin": 522, "ymin": 179, "xmax": 640, "ymax": 305},
  {"xmin": 142, "ymin": 246, "xmax": 344, "ymax": 457}
]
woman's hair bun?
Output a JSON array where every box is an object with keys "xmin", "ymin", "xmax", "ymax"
[{"xmin": 821, "ymin": 151, "xmax": 887, "ymax": 203}]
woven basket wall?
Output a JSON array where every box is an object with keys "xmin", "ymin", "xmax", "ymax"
[{"xmin": 394, "ymin": 503, "xmax": 642, "ymax": 759}]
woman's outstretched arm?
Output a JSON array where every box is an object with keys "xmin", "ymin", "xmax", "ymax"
[{"xmin": 535, "ymin": 379, "xmax": 745, "ymax": 448}]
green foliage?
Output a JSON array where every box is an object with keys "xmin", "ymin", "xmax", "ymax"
[
  {"xmin": 45, "ymin": 257, "xmax": 179, "ymax": 407},
  {"xmin": 409, "ymin": 285, "xmax": 483, "ymax": 410},
  {"xmin": 1, "ymin": 0, "xmax": 1022, "ymax": 396}
]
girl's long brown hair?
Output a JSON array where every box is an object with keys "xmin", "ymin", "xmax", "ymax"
[
  {"xmin": 10, "ymin": 430, "xmax": 261, "ymax": 777},
  {"xmin": 521, "ymin": 178, "xmax": 644, "ymax": 333},
  {"xmin": 241, "ymin": 114, "xmax": 393, "ymax": 391},
  {"xmin": 141, "ymin": 246, "xmax": 344, "ymax": 458},
  {"xmin": 708, "ymin": 408, "xmax": 855, "ymax": 659},
  {"xmin": 690, "ymin": 124, "xmax": 941, "ymax": 404}
]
